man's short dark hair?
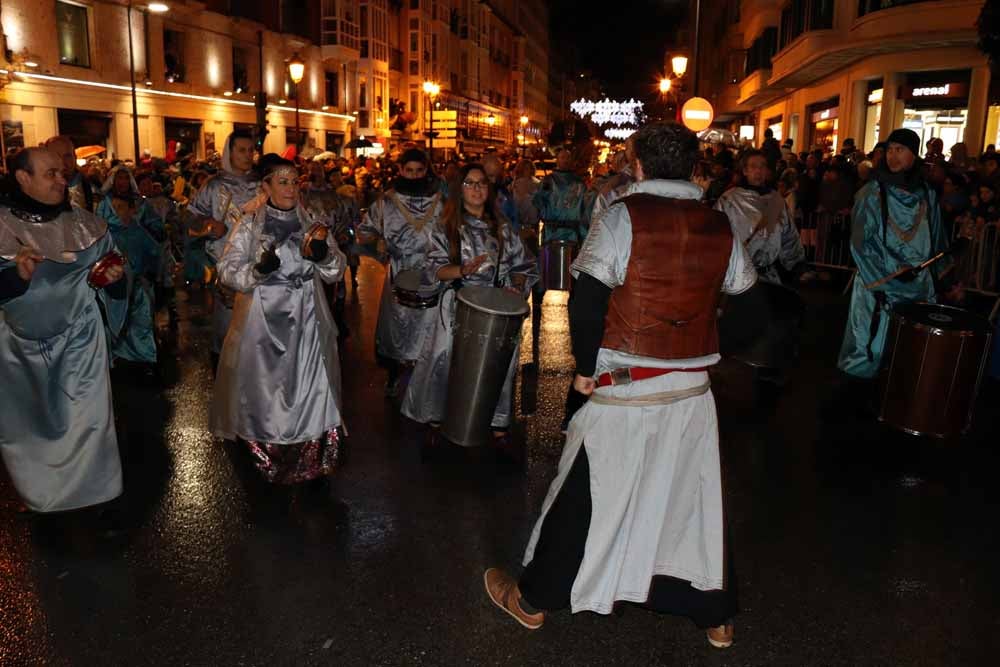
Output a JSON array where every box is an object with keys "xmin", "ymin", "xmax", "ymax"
[
  {"xmin": 632, "ymin": 122, "xmax": 698, "ymax": 180},
  {"xmin": 8, "ymin": 147, "xmax": 37, "ymax": 176},
  {"xmin": 228, "ymin": 130, "xmax": 255, "ymax": 152},
  {"xmin": 739, "ymin": 149, "xmax": 766, "ymax": 171},
  {"xmin": 764, "ymin": 128, "xmax": 773, "ymax": 139}
]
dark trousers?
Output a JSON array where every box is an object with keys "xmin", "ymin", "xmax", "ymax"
[{"xmin": 519, "ymin": 445, "xmax": 738, "ymax": 629}]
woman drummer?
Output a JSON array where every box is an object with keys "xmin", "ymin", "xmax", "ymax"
[
  {"xmin": 401, "ymin": 163, "xmax": 538, "ymax": 455},
  {"xmin": 210, "ymin": 155, "xmax": 347, "ymax": 492}
]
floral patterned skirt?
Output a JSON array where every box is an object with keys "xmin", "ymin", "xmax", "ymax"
[{"xmin": 243, "ymin": 429, "xmax": 341, "ymax": 485}]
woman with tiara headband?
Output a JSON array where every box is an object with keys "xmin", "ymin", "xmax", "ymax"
[{"xmin": 210, "ymin": 155, "xmax": 347, "ymax": 490}]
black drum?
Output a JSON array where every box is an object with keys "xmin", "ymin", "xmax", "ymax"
[
  {"xmin": 719, "ymin": 280, "xmax": 805, "ymax": 369},
  {"xmin": 877, "ymin": 302, "xmax": 992, "ymax": 438},
  {"xmin": 392, "ymin": 269, "xmax": 439, "ymax": 309}
]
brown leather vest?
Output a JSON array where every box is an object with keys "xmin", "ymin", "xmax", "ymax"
[{"xmin": 602, "ymin": 193, "xmax": 734, "ymax": 360}]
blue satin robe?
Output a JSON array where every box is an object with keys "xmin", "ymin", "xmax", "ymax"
[
  {"xmin": 532, "ymin": 170, "xmax": 595, "ymax": 243},
  {"xmin": 838, "ymin": 180, "xmax": 946, "ymax": 378},
  {"xmin": 96, "ymin": 194, "xmax": 160, "ymax": 363},
  {"xmin": 0, "ymin": 217, "xmax": 126, "ymax": 512}
]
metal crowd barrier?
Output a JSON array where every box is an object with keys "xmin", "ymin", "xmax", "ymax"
[
  {"xmin": 954, "ymin": 220, "xmax": 999, "ymax": 295},
  {"xmin": 798, "ymin": 210, "xmax": 855, "ymax": 271}
]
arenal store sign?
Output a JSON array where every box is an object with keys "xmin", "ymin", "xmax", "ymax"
[{"xmin": 903, "ymin": 83, "xmax": 968, "ymax": 100}]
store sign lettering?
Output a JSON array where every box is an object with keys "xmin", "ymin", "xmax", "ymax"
[{"xmin": 912, "ymin": 85, "xmax": 950, "ymax": 97}]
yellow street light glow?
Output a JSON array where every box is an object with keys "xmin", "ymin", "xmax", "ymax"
[
  {"xmin": 8, "ymin": 70, "xmax": 355, "ymax": 120},
  {"xmin": 278, "ymin": 99, "xmax": 287, "ymax": 104},
  {"xmin": 422, "ymin": 80, "xmax": 440, "ymax": 96},
  {"xmin": 519, "ymin": 115, "xmax": 529, "ymax": 126},
  {"xmin": 223, "ymin": 91, "xmax": 233, "ymax": 96},
  {"xmin": 485, "ymin": 114, "xmax": 496, "ymax": 126},
  {"xmin": 288, "ymin": 54, "xmax": 305, "ymax": 84},
  {"xmin": 659, "ymin": 78, "xmax": 671, "ymax": 93},
  {"xmin": 671, "ymin": 55, "xmax": 688, "ymax": 78},
  {"xmin": 147, "ymin": 2, "xmax": 170, "ymax": 12}
]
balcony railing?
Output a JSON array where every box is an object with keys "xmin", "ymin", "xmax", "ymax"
[
  {"xmin": 857, "ymin": 0, "xmax": 932, "ymax": 17},
  {"xmin": 780, "ymin": 0, "xmax": 835, "ymax": 50}
]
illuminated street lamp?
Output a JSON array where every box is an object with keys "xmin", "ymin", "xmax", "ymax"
[
  {"xmin": 671, "ymin": 55, "xmax": 688, "ymax": 78},
  {"xmin": 288, "ymin": 53, "xmax": 305, "ymax": 154},
  {"xmin": 422, "ymin": 80, "xmax": 440, "ymax": 158},
  {"xmin": 519, "ymin": 114, "xmax": 529, "ymax": 156},
  {"xmin": 127, "ymin": 1, "xmax": 170, "ymax": 162}
]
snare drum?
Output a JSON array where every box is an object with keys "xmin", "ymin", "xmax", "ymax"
[
  {"xmin": 877, "ymin": 302, "xmax": 993, "ymax": 438},
  {"xmin": 392, "ymin": 268, "xmax": 439, "ymax": 309}
]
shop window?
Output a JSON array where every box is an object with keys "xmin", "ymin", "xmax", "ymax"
[
  {"xmin": 410, "ymin": 0, "xmax": 419, "ymax": 9},
  {"xmin": 56, "ymin": 1, "xmax": 91, "ymax": 68},
  {"xmin": 359, "ymin": 82, "xmax": 368, "ymax": 108},
  {"xmin": 780, "ymin": 0, "xmax": 834, "ymax": 50}
]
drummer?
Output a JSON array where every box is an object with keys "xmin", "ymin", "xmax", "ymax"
[
  {"xmin": 714, "ymin": 149, "xmax": 806, "ymax": 285},
  {"xmin": 357, "ymin": 148, "xmax": 444, "ymax": 397},
  {"xmin": 401, "ymin": 163, "xmax": 538, "ymax": 458},
  {"xmin": 837, "ymin": 128, "xmax": 949, "ymax": 390}
]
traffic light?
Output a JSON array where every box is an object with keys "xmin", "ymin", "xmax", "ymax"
[{"xmin": 255, "ymin": 91, "xmax": 269, "ymax": 151}]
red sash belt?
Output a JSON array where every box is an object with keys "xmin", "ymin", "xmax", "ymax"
[{"xmin": 595, "ymin": 366, "xmax": 709, "ymax": 388}]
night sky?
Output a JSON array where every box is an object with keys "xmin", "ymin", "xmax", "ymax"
[{"xmin": 548, "ymin": 0, "xmax": 688, "ymax": 102}]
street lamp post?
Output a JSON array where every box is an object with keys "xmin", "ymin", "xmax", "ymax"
[
  {"xmin": 288, "ymin": 54, "xmax": 305, "ymax": 156},
  {"xmin": 422, "ymin": 81, "xmax": 439, "ymax": 159},
  {"xmin": 486, "ymin": 113, "xmax": 496, "ymax": 144},
  {"xmin": 519, "ymin": 115, "xmax": 528, "ymax": 156},
  {"xmin": 127, "ymin": 1, "xmax": 169, "ymax": 162}
]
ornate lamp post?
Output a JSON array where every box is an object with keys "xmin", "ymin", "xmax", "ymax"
[
  {"xmin": 127, "ymin": 1, "xmax": 170, "ymax": 162},
  {"xmin": 422, "ymin": 80, "xmax": 440, "ymax": 158},
  {"xmin": 519, "ymin": 114, "xmax": 529, "ymax": 156},
  {"xmin": 288, "ymin": 53, "xmax": 305, "ymax": 154}
]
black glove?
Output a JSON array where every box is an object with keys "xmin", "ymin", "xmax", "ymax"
[
  {"xmin": 895, "ymin": 265, "xmax": 920, "ymax": 283},
  {"xmin": 306, "ymin": 239, "xmax": 329, "ymax": 262},
  {"xmin": 255, "ymin": 247, "xmax": 280, "ymax": 275}
]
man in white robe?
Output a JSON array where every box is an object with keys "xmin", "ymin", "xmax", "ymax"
[{"xmin": 484, "ymin": 122, "xmax": 758, "ymax": 649}]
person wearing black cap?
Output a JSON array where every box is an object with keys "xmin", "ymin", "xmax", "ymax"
[
  {"xmin": 837, "ymin": 128, "xmax": 949, "ymax": 387},
  {"xmin": 357, "ymin": 148, "xmax": 444, "ymax": 397}
]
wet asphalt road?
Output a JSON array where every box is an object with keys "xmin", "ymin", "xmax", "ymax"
[{"xmin": 2, "ymin": 258, "xmax": 999, "ymax": 666}]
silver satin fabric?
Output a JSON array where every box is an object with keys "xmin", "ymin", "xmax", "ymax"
[
  {"xmin": 358, "ymin": 189, "xmax": 443, "ymax": 362},
  {"xmin": 187, "ymin": 156, "xmax": 262, "ymax": 354},
  {"xmin": 0, "ymin": 205, "xmax": 107, "ymax": 263},
  {"xmin": 401, "ymin": 215, "xmax": 538, "ymax": 427},
  {"xmin": 0, "ymin": 208, "xmax": 124, "ymax": 512},
  {"xmin": 210, "ymin": 204, "xmax": 346, "ymax": 444},
  {"xmin": 714, "ymin": 186, "xmax": 805, "ymax": 284}
]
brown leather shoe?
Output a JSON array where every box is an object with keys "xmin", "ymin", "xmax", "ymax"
[
  {"xmin": 483, "ymin": 568, "xmax": 545, "ymax": 630},
  {"xmin": 706, "ymin": 622, "xmax": 734, "ymax": 648}
]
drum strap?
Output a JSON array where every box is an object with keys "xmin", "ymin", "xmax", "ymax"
[{"xmin": 389, "ymin": 192, "xmax": 439, "ymax": 233}]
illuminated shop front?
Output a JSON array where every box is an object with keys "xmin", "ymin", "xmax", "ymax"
[
  {"xmin": 900, "ymin": 74, "xmax": 970, "ymax": 155},
  {"xmin": 807, "ymin": 98, "xmax": 839, "ymax": 155}
]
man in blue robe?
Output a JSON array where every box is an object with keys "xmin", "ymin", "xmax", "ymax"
[
  {"xmin": 838, "ymin": 128, "xmax": 948, "ymax": 382},
  {"xmin": 0, "ymin": 148, "xmax": 127, "ymax": 513}
]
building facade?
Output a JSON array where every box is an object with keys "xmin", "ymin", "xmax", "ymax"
[
  {"xmin": 0, "ymin": 0, "xmax": 553, "ymax": 162},
  {"xmin": 693, "ymin": 0, "xmax": 994, "ymax": 157}
]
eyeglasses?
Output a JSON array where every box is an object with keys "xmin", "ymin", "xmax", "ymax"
[{"xmin": 462, "ymin": 179, "xmax": 488, "ymax": 190}]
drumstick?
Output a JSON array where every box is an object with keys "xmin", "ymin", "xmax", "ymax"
[{"xmin": 865, "ymin": 250, "xmax": 947, "ymax": 290}]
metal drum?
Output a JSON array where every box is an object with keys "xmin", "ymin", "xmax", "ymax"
[
  {"xmin": 877, "ymin": 302, "xmax": 992, "ymax": 438},
  {"xmin": 392, "ymin": 269, "xmax": 439, "ymax": 309},
  {"xmin": 718, "ymin": 281, "xmax": 805, "ymax": 369},
  {"xmin": 441, "ymin": 286, "xmax": 529, "ymax": 447},
  {"xmin": 540, "ymin": 240, "xmax": 577, "ymax": 291}
]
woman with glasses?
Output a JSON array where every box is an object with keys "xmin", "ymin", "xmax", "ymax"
[
  {"xmin": 401, "ymin": 163, "xmax": 538, "ymax": 457},
  {"xmin": 210, "ymin": 155, "xmax": 347, "ymax": 492}
]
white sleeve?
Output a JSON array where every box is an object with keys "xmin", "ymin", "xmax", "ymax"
[
  {"xmin": 722, "ymin": 237, "xmax": 758, "ymax": 295},
  {"xmin": 569, "ymin": 201, "xmax": 631, "ymax": 289}
]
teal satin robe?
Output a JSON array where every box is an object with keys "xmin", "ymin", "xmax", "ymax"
[
  {"xmin": 837, "ymin": 179, "xmax": 946, "ymax": 378},
  {"xmin": 0, "ymin": 217, "xmax": 127, "ymax": 511},
  {"xmin": 96, "ymin": 194, "xmax": 160, "ymax": 363},
  {"xmin": 532, "ymin": 170, "xmax": 595, "ymax": 243}
]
